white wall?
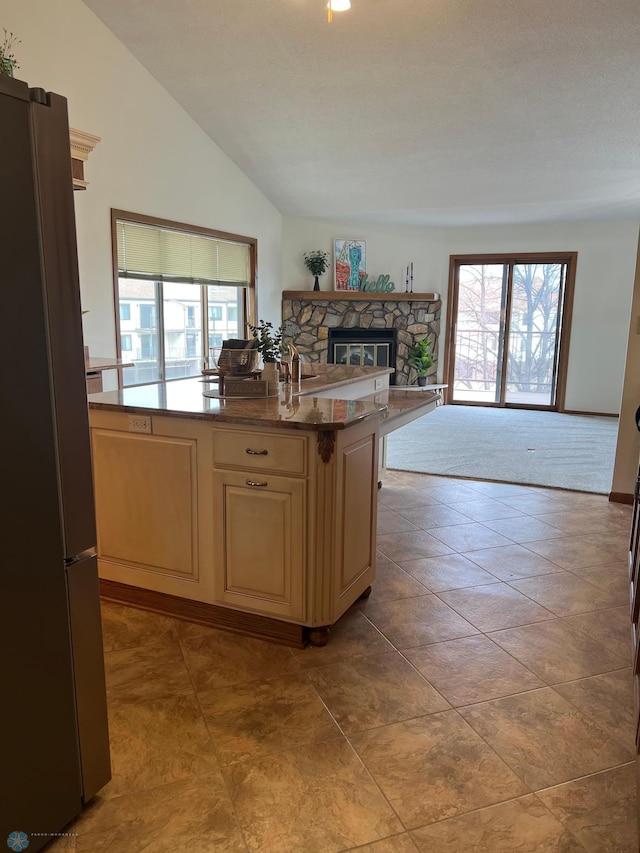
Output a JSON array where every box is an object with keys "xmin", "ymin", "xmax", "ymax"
[
  {"xmin": 4, "ymin": 0, "xmax": 283, "ymax": 384},
  {"xmin": 612, "ymin": 234, "xmax": 640, "ymax": 497},
  {"xmin": 282, "ymin": 217, "xmax": 447, "ymax": 298},
  {"xmin": 283, "ymin": 216, "xmax": 639, "ymax": 413}
]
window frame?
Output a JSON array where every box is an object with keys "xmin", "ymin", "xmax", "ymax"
[
  {"xmin": 111, "ymin": 209, "xmax": 257, "ymax": 387},
  {"xmin": 443, "ymin": 252, "xmax": 577, "ymax": 412}
]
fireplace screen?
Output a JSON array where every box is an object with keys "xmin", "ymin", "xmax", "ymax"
[
  {"xmin": 334, "ymin": 342, "xmax": 390, "ymax": 367},
  {"xmin": 327, "ymin": 329, "xmax": 397, "ymax": 382}
]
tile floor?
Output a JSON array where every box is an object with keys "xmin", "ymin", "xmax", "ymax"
[{"xmin": 53, "ymin": 472, "xmax": 637, "ymax": 852}]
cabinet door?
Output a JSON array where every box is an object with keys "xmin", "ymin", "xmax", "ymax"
[
  {"xmin": 93, "ymin": 430, "xmax": 198, "ymax": 579},
  {"xmin": 213, "ymin": 471, "xmax": 306, "ymax": 621}
]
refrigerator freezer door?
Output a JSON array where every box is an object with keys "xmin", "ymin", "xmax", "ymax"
[
  {"xmin": 30, "ymin": 86, "xmax": 97, "ymax": 559},
  {"xmin": 67, "ymin": 552, "xmax": 111, "ymax": 801}
]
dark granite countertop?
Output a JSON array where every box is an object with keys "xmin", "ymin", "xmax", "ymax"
[{"xmin": 88, "ymin": 365, "xmax": 391, "ymax": 431}]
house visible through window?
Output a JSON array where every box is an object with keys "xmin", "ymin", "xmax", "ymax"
[
  {"xmin": 140, "ymin": 334, "xmax": 156, "ymax": 359},
  {"xmin": 140, "ymin": 304, "xmax": 156, "ymax": 329},
  {"xmin": 113, "ymin": 211, "xmax": 256, "ymax": 387}
]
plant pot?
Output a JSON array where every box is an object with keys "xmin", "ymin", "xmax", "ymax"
[
  {"xmin": 417, "ymin": 375, "xmax": 427, "ymax": 387},
  {"xmin": 261, "ymin": 362, "xmax": 280, "ymax": 395},
  {"xmin": 0, "ymin": 59, "xmax": 16, "ymax": 77}
]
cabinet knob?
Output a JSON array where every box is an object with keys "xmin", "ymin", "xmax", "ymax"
[
  {"xmin": 246, "ymin": 479, "xmax": 268, "ymax": 488},
  {"xmin": 246, "ymin": 448, "xmax": 268, "ymax": 456}
]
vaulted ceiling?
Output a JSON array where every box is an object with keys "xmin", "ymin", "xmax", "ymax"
[{"xmin": 83, "ymin": 0, "xmax": 640, "ymax": 226}]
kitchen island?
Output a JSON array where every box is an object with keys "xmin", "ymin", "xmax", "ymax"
[{"xmin": 88, "ymin": 365, "xmax": 440, "ymax": 646}]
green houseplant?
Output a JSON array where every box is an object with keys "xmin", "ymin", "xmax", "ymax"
[
  {"xmin": 0, "ymin": 30, "xmax": 20, "ymax": 77},
  {"xmin": 303, "ymin": 250, "xmax": 330, "ymax": 292},
  {"xmin": 409, "ymin": 337, "xmax": 433, "ymax": 386},
  {"xmin": 248, "ymin": 320, "xmax": 285, "ymax": 364}
]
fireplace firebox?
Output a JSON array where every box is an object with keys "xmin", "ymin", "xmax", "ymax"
[{"xmin": 328, "ymin": 329, "xmax": 397, "ymax": 384}]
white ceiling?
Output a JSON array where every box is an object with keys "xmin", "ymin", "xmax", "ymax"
[{"xmin": 83, "ymin": 0, "xmax": 640, "ymax": 226}]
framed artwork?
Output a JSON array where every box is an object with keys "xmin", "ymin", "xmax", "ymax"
[{"xmin": 334, "ymin": 239, "xmax": 366, "ymax": 291}]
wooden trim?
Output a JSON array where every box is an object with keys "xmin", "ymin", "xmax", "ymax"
[
  {"xmin": 317, "ymin": 430, "xmax": 336, "ymax": 463},
  {"xmin": 110, "ymin": 213, "xmax": 122, "ymax": 385},
  {"xmin": 100, "ymin": 579, "xmax": 307, "ymax": 648},
  {"xmin": 448, "ymin": 252, "xmax": 579, "ymax": 264},
  {"xmin": 247, "ymin": 240, "xmax": 257, "ymax": 333},
  {"xmin": 555, "ymin": 254, "xmax": 577, "ymax": 413},
  {"xmin": 444, "ymin": 253, "xmax": 577, "ymax": 413},
  {"xmin": 282, "ymin": 291, "xmax": 440, "ymax": 302},
  {"xmin": 563, "ymin": 409, "xmax": 619, "ymax": 418},
  {"xmin": 70, "ymin": 127, "xmax": 100, "ymax": 190},
  {"xmin": 443, "ymin": 256, "xmax": 460, "ymax": 396},
  {"xmin": 609, "ymin": 491, "xmax": 634, "ymax": 505}
]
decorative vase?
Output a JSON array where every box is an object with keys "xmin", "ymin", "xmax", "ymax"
[
  {"xmin": 313, "ymin": 275, "xmax": 320, "ymax": 291},
  {"xmin": 261, "ymin": 362, "xmax": 280, "ymax": 396},
  {"xmin": 1, "ymin": 59, "xmax": 15, "ymax": 77}
]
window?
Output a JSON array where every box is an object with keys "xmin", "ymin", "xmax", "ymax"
[
  {"xmin": 445, "ymin": 253, "xmax": 576, "ymax": 410},
  {"xmin": 186, "ymin": 333, "xmax": 198, "ymax": 358},
  {"xmin": 113, "ymin": 211, "xmax": 256, "ymax": 386},
  {"xmin": 140, "ymin": 334, "xmax": 157, "ymax": 359},
  {"xmin": 140, "ymin": 304, "xmax": 156, "ymax": 329}
]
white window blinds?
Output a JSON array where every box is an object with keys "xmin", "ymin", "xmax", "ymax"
[{"xmin": 116, "ymin": 220, "xmax": 250, "ymax": 286}]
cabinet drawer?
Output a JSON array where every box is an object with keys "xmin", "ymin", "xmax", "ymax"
[{"xmin": 212, "ymin": 428, "xmax": 307, "ymax": 475}]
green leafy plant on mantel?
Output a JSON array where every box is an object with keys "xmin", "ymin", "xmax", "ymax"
[
  {"xmin": 303, "ymin": 250, "xmax": 330, "ymax": 291},
  {"xmin": 409, "ymin": 337, "xmax": 434, "ymax": 386},
  {"xmin": 0, "ymin": 30, "xmax": 20, "ymax": 77},
  {"xmin": 248, "ymin": 320, "xmax": 285, "ymax": 363}
]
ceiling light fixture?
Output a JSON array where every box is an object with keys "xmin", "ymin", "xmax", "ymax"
[{"xmin": 327, "ymin": 0, "xmax": 351, "ymax": 23}]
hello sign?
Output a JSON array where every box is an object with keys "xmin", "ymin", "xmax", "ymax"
[{"xmin": 359, "ymin": 274, "xmax": 396, "ymax": 293}]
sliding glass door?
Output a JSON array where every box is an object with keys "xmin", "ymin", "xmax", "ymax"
[{"xmin": 447, "ymin": 254, "xmax": 574, "ymax": 410}]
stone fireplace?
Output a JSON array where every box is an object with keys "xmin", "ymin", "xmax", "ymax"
[{"xmin": 282, "ymin": 291, "xmax": 441, "ymax": 386}]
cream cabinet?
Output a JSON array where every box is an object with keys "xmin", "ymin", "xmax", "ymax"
[
  {"xmin": 213, "ymin": 470, "xmax": 306, "ymax": 620},
  {"xmin": 90, "ymin": 409, "xmax": 379, "ymax": 645},
  {"xmin": 90, "ymin": 412, "xmax": 215, "ymax": 603}
]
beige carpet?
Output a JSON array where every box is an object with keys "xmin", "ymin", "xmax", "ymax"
[{"xmin": 386, "ymin": 405, "xmax": 619, "ymax": 494}]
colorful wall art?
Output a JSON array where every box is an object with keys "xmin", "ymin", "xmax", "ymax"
[{"xmin": 334, "ymin": 239, "xmax": 366, "ymax": 290}]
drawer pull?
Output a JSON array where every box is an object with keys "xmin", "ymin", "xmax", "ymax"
[
  {"xmin": 246, "ymin": 448, "xmax": 269, "ymax": 456},
  {"xmin": 246, "ymin": 479, "xmax": 268, "ymax": 488}
]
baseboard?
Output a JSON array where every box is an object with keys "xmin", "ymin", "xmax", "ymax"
[
  {"xmin": 609, "ymin": 491, "xmax": 633, "ymax": 505},
  {"xmin": 562, "ymin": 409, "xmax": 619, "ymax": 418},
  {"xmin": 99, "ymin": 579, "xmax": 307, "ymax": 648}
]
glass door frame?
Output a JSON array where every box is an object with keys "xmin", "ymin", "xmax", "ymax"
[{"xmin": 443, "ymin": 252, "xmax": 577, "ymax": 411}]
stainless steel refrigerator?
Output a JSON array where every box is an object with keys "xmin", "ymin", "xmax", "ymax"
[{"xmin": 0, "ymin": 76, "xmax": 111, "ymax": 851}]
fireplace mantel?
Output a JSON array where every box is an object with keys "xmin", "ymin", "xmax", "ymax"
[{"xmin": 282, "ymin": 290, "xmax": 440, "ymax": 302}]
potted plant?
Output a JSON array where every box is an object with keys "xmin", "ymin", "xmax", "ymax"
[
  {"xmin": 248, "ymin": 320, "xmax": 285, "ymax": 363},
  {"xmin": 0, "ymin": 30, "xmax": 20, "ymax": 77},
  {"xmin": 409, "ymin": 337, "xmax": 434, "ymax": 386},
  {"xmin": 304, "ymin": 250, "xmax": 330, "ymax": 292}
]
